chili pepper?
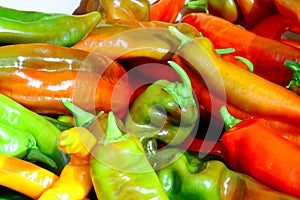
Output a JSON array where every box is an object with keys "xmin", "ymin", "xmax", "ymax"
[
  {"xmin": 150, "ymin": 0, "xmax": 185, "ymax": 23},
  {"xmin": 90, "ymin": 111, "xmax": 168, "ymax": 199},
  {"xmin": 0, "ymin": 154, "xmax": 59, "ymax": 199},
  {"xmin": 274, "ymin": 0, "xmax": 300, "ymax": 26},
  {"xmin": 0, "ymin": 187, "xmax": 32, "ymax": 200},
  {"xmin": 236, "ymin": 0, "xmax": 277, "ymax": 28},
  {"xmin": 281, "ymin": 38, "xmax": 300, "ymax": 50},
  {"xmin": 125, "ymin": 60, "xmax": 198, "ymax": 152},
  {"xmin": 72, "ymin": 21, "xmax": 200, "ymax": 61},
  {"xmin": 169, "ymin": 26, "xmax": 300, "ymax": 146},
  {"xmin": 155, "ymin": 148, "xmax": 299, "ymax": 200},
  {"xmin": 284, "ymin": 60, "xmax": 300, "ymax": 95},
  {"xmin": 39, "ymin": 127, "xmax": 96, "ymax": 200},
  {"xmin": 0, "ymin": 6, "xmax": 101, "ymax": 47},
  {"xmin": 0, "ymin": 122, "xmax": 56, "ymax": 168},
  {"xmin": 0, "ymin": 94, "xmax": 69, "ymax": 174},
  {"xmin": 181, "ymin": 13, "xmax": 300, "ymax": 86},
  {"xmin": 220, "ymin": 106, "xmax": 300, "ymax": 198},
  {"xmin": 98, "ymin": 0, "xmax": 150, "ymax": 21},
  {"xmin": 0, "ymin": 43, "xmax": 132, "ymax": 118},
  {"xmin": 43, "ymin": 115, "xmax": 73, "ymax": 131}
]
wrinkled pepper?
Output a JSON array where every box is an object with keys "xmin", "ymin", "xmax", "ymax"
[
  {"xmin": 220, "ymin": 106, "xmax": 300, "ymax": 199},
  {"xmin": 90, "ymin": 112, "xmax": 168, "ymax": 199},
  {"xmin": 150, "ymin": 0, "xmax": 185, "ymax": 23},
  {"xmin": 0, "ymin": 6, "xmax": 101, "ymax": 46},
  {"xmin": 0, "ymin": 122, "xmax": 56, "ymax": 168},
  {"xmin": 169, "ymin": 26, "xmax": 300, "ymax": 147},
  {"xmin": 98, "ymin": 0, "xmax": 150, "ymax": 21},
  {"xmin": 181, "ymin": 13, "xmax": 300, "ymax": 86},
  {"xmin": 285, "ymin": 60, "xmax": 300, "ymax": 95},
  {"xmin": 0, "ymin": 154, "xmax": 59, "ymax": 199},
  {"xmin": 0, "ymin": 43, "xmax": 132, "ymax": 118},
  {"xmin": 38, "ymin": 127, "xmax": 96, "ymax": 200},
  {"xmin": 125, "ymin": 60, "xmax": 198, "ymax": 153},
  {"xmin": 155, "ymin": 148, "xmax": 299, "ymax": 200},
  {"xmin": 0, "ymin": 94, "xmax": 69, "ymax": 174}
]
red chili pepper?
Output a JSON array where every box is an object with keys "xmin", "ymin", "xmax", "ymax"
[
  {"xmin": 281, "ymin": 39, "xmax": 300, "ymax": 50},
  {"xmin": 220, "ymin": 106, "xmax": 300, "ymax": 199},
  {"xmin": 181, "ymin": 13, "xmax": 300, "ymax": 86},
  {"xmin": 274, "ymin": 0, "xmax": 300, "ymax": 26},
  {"xmin": 150, "ymin": 0, "xmax": 185, "ymax": 23}
]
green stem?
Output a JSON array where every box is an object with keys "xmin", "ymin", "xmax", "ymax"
[
  {"xmin": 164, "ymin": 61, "xmax": 196, "ymax": 108},
  {"xmin": 234, "ymin": 56, "xmax": 254, "ymax": 72},
  {"xmin": 219, "ymin": 106, "xmax": 242, "ymax": 130},
  {"xmin": 61, "ymin": 99, "xmax": 103, "ymax": 127},
  {"xmin": 186, "ymin": 0, "xmax": 209, "ymax": 13},
  {"xmin": 284, "ymin": 60, "xmax": 300, "ymax": 88},
  {"xmin": 168, "ymin": 26, "xmax": 193, "ymax": 48},
  {"xmin": 215, "ymin": 48, "xmax": 235, "ymax": 55}
]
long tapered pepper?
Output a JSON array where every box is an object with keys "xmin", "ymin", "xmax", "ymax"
[
  {"xmin": 0, "ymin": 6, "xmax": 101, "ymax": 47},
  {"xmin": 169, "ymin": 26, "xmax": 300, "ymax": 146},
  {"xmin": 181, "ymin": 13, "xmax": 300, "ymax": 86},
  {"xmin": 39, "ymin": 127, "xmax": 96, "ymax": 200},
  {"xmin": 0, "ymin": 154, "xmax": 59, "ymax": 199},
  {"xmin": 0, "ymin": 43, "xmax": 132, "ymax": 118},
  {"xmin": 0, "ymin": 94, "xmax": 69, "ymax": 174},
  {"xmin": 220, "ymin": 106, "xmax": 300, "ymax": 198},
  {"xmin": 90, "ymin": 112, "xmax": 169, "ymax": 199},
  {"xmin": 155, "ymin": 148, "xmax": 299, "ymax": 200}
]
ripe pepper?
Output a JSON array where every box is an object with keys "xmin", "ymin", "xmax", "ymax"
[
  {"xmin": 220, "ymin": 106, "xmax": 300, "ymax": 198},
  {"xmin": 98, "ymin": 0, "xmax": 150, "ymax": 21},
  {"xmin": 0, "ymin": 43, "xmax": 132, "ymax": 118},
  {"xmin": 0, "ymin": 154, "xmax": 59, "ymax": 199},
  {"xmin": 0, "ymin": 123, "xmax": 56, "ymax": 169},
  {"xmin": 181, "ymin": 13, "xmax": 300, "ymax": 86},
  {"xmin": 0, "ymin": 6, "xmax": 101, "ymax": 47},
  {"xmin": 90, "ymin": 112, "xmax": 168, "ymax": 199},
  {"xmin": 150, "ymin": 0, "xmax": 185, "ymax": 23},
  {"xmin": 38, "ymin": 127, "xmax": 96, "ymax": 200},
  {"xmin": 274, "ymin": 0, "xmax": 300, "ymax": 26},
  {"xmin": 155, "ymin": 148, "xmax": 299, "ymax": 200},
  {"xmin": 0, "ymin": 94, "xmax": 69, "ymax": 174},
  {"xmin": 125, "ymin": 61, "xmax": 198, "ymax": 151},
  {"xmin": 169, "ymin": 26, "xmax": 300, "ymax": 146}
]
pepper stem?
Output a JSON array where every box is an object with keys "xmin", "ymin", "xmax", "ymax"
[
  {"xmin": 164, "ymin": 61, "xmax": 196, "ymax": 108},
  {"xmin": 216, "ymin": 48, "xmax": 235, "ymax": 55},
  {"xmin": 168, "ymin": 26, "xmax": 193, "ymax": 48},
  {"xmin": 234, "ymin": 56, "xmax": 254, "ymax": 72},
  {"xmin": 284, "ymin": 60, "xmax": 300, "ymax": 89},
  {"xmin": 186, "ymin": 0, "xmax": 209, "ymax": 13},
  {"xmin": 219, "ymin": 106, "xmax": 242, "ymax": 130},
  {"xmin": 61, "ymin": 99, "xmax": 103, "ymax": 127}
]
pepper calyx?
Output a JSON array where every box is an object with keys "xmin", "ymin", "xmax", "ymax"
[
  {"xmin": 186, "ymin": 0, "xmax": 209, "ymax": 13},
  {"xmin": 163, "ymin": 61, "xmax": 196, "ymax": 108},
  {"xmin": 219, "ymin": 106, "xmax": 242, "ymax": 130},
  {"xmin": 284, "ymin": 60, "xmax": 300, "ymax": 88}
]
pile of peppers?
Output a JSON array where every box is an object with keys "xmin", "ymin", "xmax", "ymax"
[{"xmin": 0, "ymin": 0, "xmax": 300, "ymax": 199}]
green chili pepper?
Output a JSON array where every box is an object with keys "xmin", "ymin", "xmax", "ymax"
[
  {"xmin": 43, "ymin": 115, "xmax": 73, "ymax": 131},
  {"xmin": 0, "ymin": 6, "xmax": 101, "ymax": 46},
  {"xmin": 0, "ymin": 122, "xmax": 56, "ymax": 168},
  {"xmin": 125, "ymin": 61, "xmax": 198, "ymax": 150},
  {"xmin": 0, "ymin": 186, "xmax": 32, "ymax": 200},
  {"xmin": 0, "ymin": 94, "xmax": 69, "ymax": 174},
  {"xmin": 90, "ymin": 112, "xmax": 169, "ymax": 199},
  {"xmin": 155, "ymin": 148, "xmax": 299, "ymax": 200}
]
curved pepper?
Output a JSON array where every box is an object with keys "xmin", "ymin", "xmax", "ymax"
[
  {"xmin": 38, "ymin": 127, "xmax": 96, "ymax": 200},
  {"xmin": 169, "ymin": 26, "xmax": 300, "ymax": 146},
  {"xmin": 0, "ymin": 123, "xmax": 56, "ymax": 169},
  {"xmin": 0, "ymin": 154, "xmax": 58, "ymax": 199},
  {"xmin": 0, "ymin": 43, "xmax": 132, "ymax": 118},
  {"xmin": 0, "ymin": 94, "xmax": 69, "ymax": 174},
  {"xmin": 90, "ymin": 112, "xmax": 168, "ymax": 199},
  {"xmin": 220, "ymin": 106, "xmax": 300, "ymax": 198},
  {"xmin": 181, "ymin": 13, "xmax": 300, "ymax": 86},
  {"xmin": 0, "ymin": 6, "xmax": 101, "ymax": 47},
  {"xmin": 125, "ymin": 61, "xmax": 198, "ymax": 150},
  {"xmin": 155, "ymin": 148, "xmax": 299, "ymax": 200}
]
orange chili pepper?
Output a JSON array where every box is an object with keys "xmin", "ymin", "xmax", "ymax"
[{"xmin": 150, "ymin": 0, "xmax": 185, "ymax": 23}]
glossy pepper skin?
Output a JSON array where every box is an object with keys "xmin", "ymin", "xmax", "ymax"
[
  {"xmin": 0, "ymin": 123, "xmax": 56, "ymax": 169},
  {"xmin": 125, "ymin": 61, "xmax": 198, "ymax": 150},
  {"xmin": 155, "ymin": 148, "xmax": 299, "ymax": 200},
  {"xmin": 150, "ymin": 0, "xmax": 185, "ymax": 23},
  {"xmin": 274, "ymin": 0, "xmax": 300, "ymax": 26},
  {"xmin": 181, "ymin": 13, "xmax": 300, "ymax": 86},
  {"xmin": 99, "ymin": 0, "xmax": 150, "ymax": 21},
  {"xmin": 0, "ymin": 94, "xmax": 69, "ymax": 174},
  {"xmin": 90, "ymin": 112, "xmax": 168, "ymax": 200},
  {"xmin": 220, "ymin": 107, "xmax": 300, "ymax": 199},
  {"xmin": 0, "ymin": 6, "xmax": 101, "ymax": 47},
  {"xmin": 0, "ymin": 154, "xmax": 59, "ymax": 199},
  {"xmin": 38, "ymin": 127, "xmax": 97, "ymax": 200},
  {"xmin": 169, "ymin": 27, "xmax": 300, "ymax": 146},
  {"xmin": 0, "ymin": 43, "xmax": 132, "ymax": 118}
]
